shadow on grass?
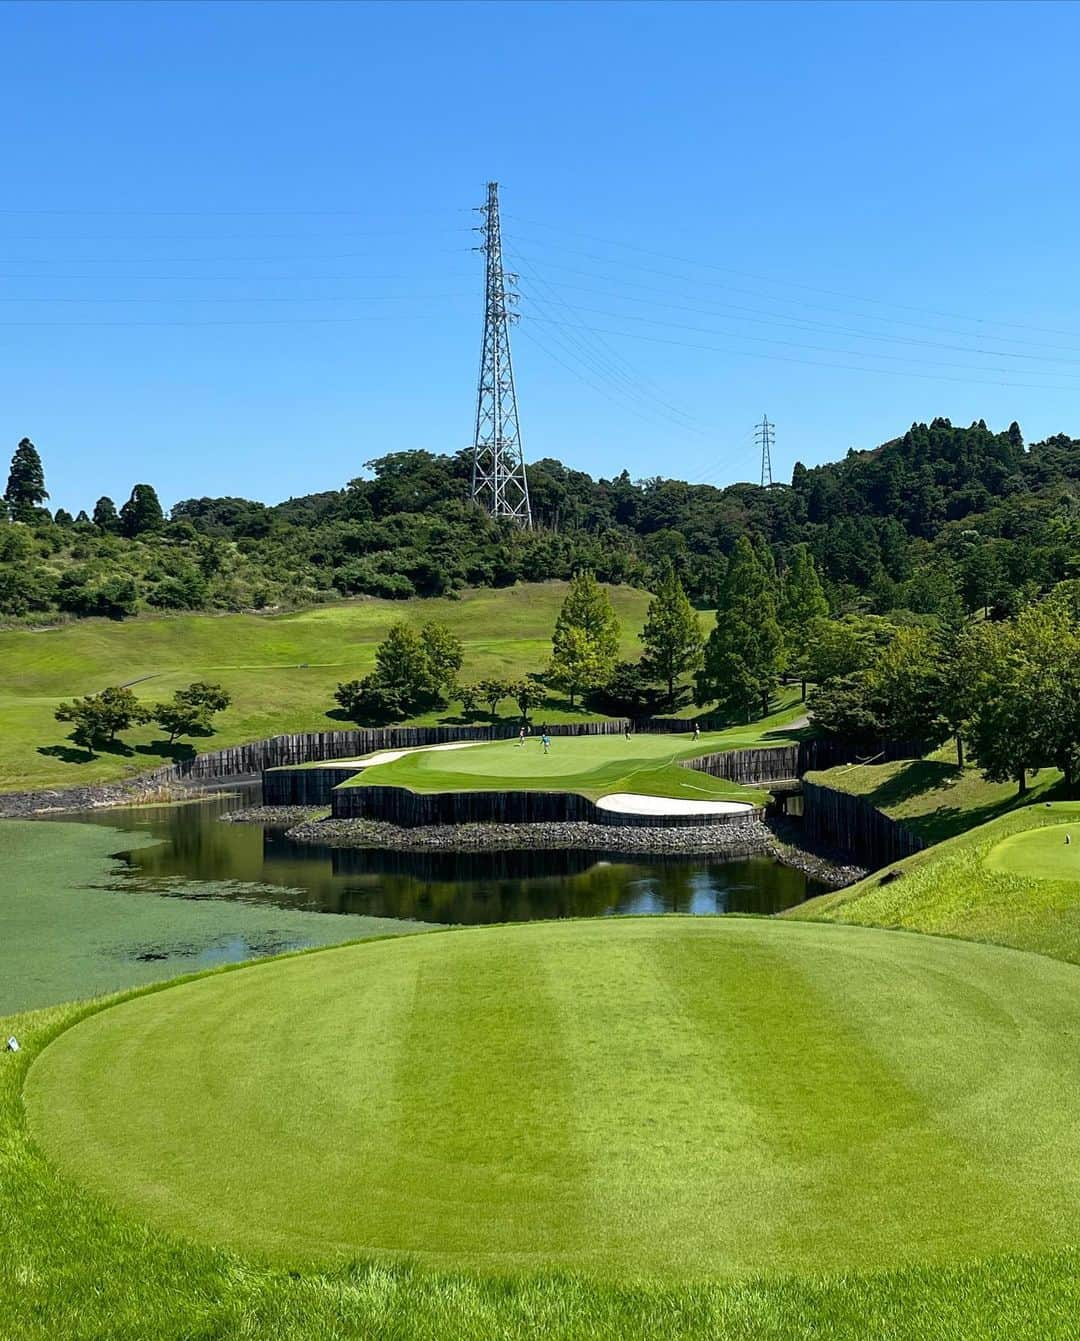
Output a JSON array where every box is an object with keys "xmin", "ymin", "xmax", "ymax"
[
  {"xmin": 133, "ymin": 741, "xmax": 197, "ymax": 764},
  {"xmin": 863, "ymin": 761, "xmax": 962, "ymax": 810},
  {"xmin": 36, "ymin": 744, "xmax": 95, "ymax": 765},
  {"xmin": 903, "ymin": 777, "xmax": 1073, "ymax": 844}
]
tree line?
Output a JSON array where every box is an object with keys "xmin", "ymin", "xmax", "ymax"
[{"xmin": 4, "ymin": 416, "xmax": 1080, "ymax": 624}]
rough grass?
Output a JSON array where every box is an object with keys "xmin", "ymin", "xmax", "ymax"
[
  {"xmin": 0, "ymin": 582, "xmax": 664, "ymax": 794},
  {"xmin": 5, "ymin": 930, "xmax": 1080, "ymax": 1339},
  {"xmin": 805, "ymin": 747, "xmax": 1064, "ymax": 843},
  {"xmin": 340, "ymin": 710, "xmax": 805, "ymax": 803},
  {"xmin": 788, "ymin": 801, "xmax": 1080, "ymax": 966},
  {"xmin": 0, "ymin": 816, "xmax": 427, "ymax": 1013}
]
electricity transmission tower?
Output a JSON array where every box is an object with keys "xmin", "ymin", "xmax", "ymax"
[
  {"xmin": 470, "ymin": 182, "xmax": 532, "ymax": 526},
  {"xmin": 755, "ymin": 414, "xmax": 775, "ymax": 488}
]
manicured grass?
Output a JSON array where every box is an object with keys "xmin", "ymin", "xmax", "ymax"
[
  {"xmin": 0, "ymin": 582, "xmax": 664, "ymax": 794},
  {"xmin": 0, "ymin": 817, "xmax": 427, "ymax": 1013},
  {"xmin": 341, "ymin": 707, "xmax": 805, "ymax": 803},
  {"xmin": 26, "ymin": 917, "xmax": 1080, "ymax": 1281},
  {"xmin": 8, "ymin": 991, "xmax": 1080, "ymax": 1340},
  {"xmin": 789, "ymin": 802, "xmax": 1080, "ymax": 966},
  {"xmin": 805, "ymin": 748, "xmax": 1063, "ymax": 843}
]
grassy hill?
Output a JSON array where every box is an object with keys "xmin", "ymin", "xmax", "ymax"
[
  {"xmin": 805, "ymin": 747, "xmax": 1065, "ymax": 844},
  {"xmin": 0, "ymin": 582, "xmax": 683, "ymax": 793},
  {"xmin": 789, "ymin": 801, "xmax": 1080, "ymax": 965}
]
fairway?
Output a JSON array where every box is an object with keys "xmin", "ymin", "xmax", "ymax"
[
  {"xmin": 343, "ymin": 730, "xmax": 783, "ymax": 803},
  {"xmin": 26, "ymin": 918, "xmax": 1080, "ymax": 1279},
  {"xmin": 985, "ymin": 822, "xmax": 1080, "ymax": 880},
  {"xmin": 0, "ymin": 582, "xmax": 663, "ymax": 793}
]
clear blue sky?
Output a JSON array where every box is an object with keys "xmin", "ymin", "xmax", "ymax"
[{"xmin": 3, "ymin": 0, "xmax": 1080, "ymax": 513}]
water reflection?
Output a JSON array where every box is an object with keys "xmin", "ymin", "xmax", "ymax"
[{"xmin": 64, "ymin": 788, "xmax": 824, "ymax": 924}]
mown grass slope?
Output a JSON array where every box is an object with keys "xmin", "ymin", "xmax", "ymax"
[
  {"xmin": 27, "ymin": 917, "xmax": 1080, "ymax": 1279},
  {"xmin": 805, "ymin": 748, "xmax": 1063, "ymax": 844},
  {"xmin": 342, "ymin": 711, "xmax": 805, "ymax": 803},
  {"xmin": 0, "ymin": 582, "xmax": 664, "ymax": 793},
  {"xmin": 789, "ymin": 802, "xmax": 1080, "ymax": 965}
]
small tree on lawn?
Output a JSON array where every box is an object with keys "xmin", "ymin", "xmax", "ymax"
[
  {"xmin": 639, "ymin": 562, "xmax": 704, "ymax": 709},
  {"xmin": 458, "ymin": 683, "xmax": 480, "ymax": 717},
  {"xmin": 509, "ymin": 678, "xmax": 544, "ymax": 721},
  {"xmin": 374, "ymin": 623, "xmax": 434, "ymax": 707},
  {"xmin": 151, "ymin": 682, "xmax": 231, "ymax": 743},
  {"xmin": 420, "ymin": 621, "xmax": 464, "ymax": 701},
  {"xmin": 55, "ymin": 685, "xmax": 149, "ymax": 756},
  {"xmin": 476, "ymin": 677, "xmax": 510, "ymax": 723},
  {"xmin": 549, "ymin": 571, "xmax": 620, "ymax": 708}
]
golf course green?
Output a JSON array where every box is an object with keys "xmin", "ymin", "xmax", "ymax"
[
  {"xmin": 26, "ymin": 917, "xmax": 1080, "ymax": 1279},
  {"xmin": 984, "ymin": 822, "xmax": 1080, "ymax": 880},
  {"xmin": 341, "ymin": 729, "xmax": 784, "ymax": 803}
]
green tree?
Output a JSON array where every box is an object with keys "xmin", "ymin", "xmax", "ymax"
[
  {"xmin": 458, "ymin": 683, "xmax": 480, "ymax": 717},
  {"xmin": 639, "ymin": 563, "xmax": 704, "ymax": 708},
  {"xmin": 807, "ymin": 672, "xmax": 888, "ymax": 744},
  {"xmin": 119, "ymin": 484, "xmax": 164, "ymax": 538},
  {"xmin": 965, "ymin": 603, "xmax": 1080, "ymax": 794},
  {"xmin": 373, "ymin": 623, "xmax": 433, "ymax": 707},
  {"xmin": 695, "ymin": 536, "xmax": 786, "ymax": 719},
  {"xmin": 476, "ymin": 677, "xmax": 511, "ymax": 723},
  {"xmin": 334, "ymin": 676, "xmax": 405, "ymax": 724},
  {"xmin": 55, "ymin": 685, "xmax": 149, "ymax": 755},
  {"xmin": 4, "ymin": 439, "xmax": 48, "ymax": 520},
  {"xmin": 508, "ymin": 678, "xmax": 544, "ymax": 720},
  {"xmin": 420, "ymin": 621, "xmax": 464, "ymax": 700},
  {"xmin": 151, "ymin": 682, "xmax": 231, "ymax": 743},
  {"xmin": 53, "ymin": 508, "xmax": 74, "ymax": 527},
  {"xmin": 549, "ymin": 570, "xmax": 620, "ymax": 707},
  {"xmin": 779, "ymin": 545, "xmax": 828, "ymax": 699},
  {"xmin": 92, "ymin": 496, "xmax": 119, "ymax": 531}
]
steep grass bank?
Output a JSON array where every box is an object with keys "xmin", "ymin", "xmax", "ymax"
[
  {"xmin": 789, "ymin": 802, "xmax": 1080, "ymax": 965},
  {"xmin": 805, "ymin": 747, "xmax": 1064, "ymax": 844}
]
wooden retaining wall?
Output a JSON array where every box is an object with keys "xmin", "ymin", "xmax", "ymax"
[
  {"xmin": 801, "ymin": 780, "xmax": 925, "ymax": 868},
  {"xmin": 329, "ymin": 784, "xmax": 755, "ymax": 829}
]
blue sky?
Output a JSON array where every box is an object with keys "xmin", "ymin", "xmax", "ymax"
[{"xmin": 3, "ymin": 0, "xmax": 1080, "ymax": 513}]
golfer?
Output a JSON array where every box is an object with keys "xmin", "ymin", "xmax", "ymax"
[
  {"xmin": 541, "ymin": 731, "xmax": 551, "ymax": 754},
  {"xmin": 517, "ymin": 724, "xmax": 528, "ymax": 747}
]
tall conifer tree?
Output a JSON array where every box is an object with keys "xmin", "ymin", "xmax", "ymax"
[
  {"xmin": 4, "ymin": 438, "xmax": 48, "ymax": 519},
  {"xmin": 695, "ymin": 536, "xmax": 786, "ymax": 719},
  {"xmin": 639, "ymin": 563, "xmax": 704, "ymax": 708}
]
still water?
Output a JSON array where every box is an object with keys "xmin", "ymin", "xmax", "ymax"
[{"xmin": 67, "ymin": 788, "xmax": 824, "ymax": 924}]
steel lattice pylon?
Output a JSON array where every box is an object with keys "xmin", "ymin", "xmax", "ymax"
[{"xmin": 470, "ymin": 182, "xmax": 532, "ymax": 526}]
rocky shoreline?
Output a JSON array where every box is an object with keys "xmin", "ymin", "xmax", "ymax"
[{"xmin": 221, "ymin": 804, "xmax": 866, "ymax": 889}]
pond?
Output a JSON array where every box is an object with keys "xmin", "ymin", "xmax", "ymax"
[{"xmin": 66, "ymin": 787, "xmax": 825, "ymax": 925}]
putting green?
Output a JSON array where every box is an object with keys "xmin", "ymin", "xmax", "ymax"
[
  {"xmin": 25, "ymin": 919, "xmax": 1080, "ymax": 1279},
  {"xmin": 344, "ymin": 732, "xmax": 769, "ymax": 803},
  {"xmin": 985, "ymin": 821, "xmax": 1080, "ymax": 881}
]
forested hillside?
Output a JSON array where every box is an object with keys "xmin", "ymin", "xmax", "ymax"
[{"xmin": 3, "ymin": 416, "xmax": 1079, "ymax": 625}]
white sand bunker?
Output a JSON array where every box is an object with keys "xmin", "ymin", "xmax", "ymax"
[
  {"xmin": 595, "ymin": 793, "xmax": 755, "ymax": 817},
  {"xmin": 351, "ymin": 741, "xmax": 481, "ymax": 768}
]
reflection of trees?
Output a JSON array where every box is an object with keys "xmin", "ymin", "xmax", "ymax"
[{"xmin": 74, "ymin": 798, "xmax": 814, "ymax": 924}]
